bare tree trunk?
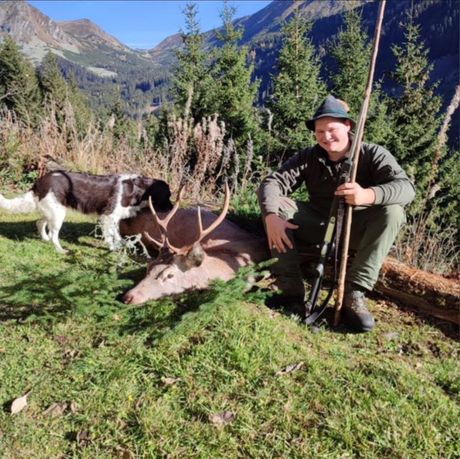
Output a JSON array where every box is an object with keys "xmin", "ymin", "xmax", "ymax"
[{"xmin": 377, "ymin": 257, "xmax": 459, "ymax": 325}]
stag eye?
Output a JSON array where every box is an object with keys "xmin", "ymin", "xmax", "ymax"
[{"xmin": 158, "ymin": 267, "xmax": 175, "ymax": 281}]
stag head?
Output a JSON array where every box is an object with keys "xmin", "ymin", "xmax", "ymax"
[{"xmin": 123, "ymin": 183, "xmax": 230, "ymax": 304}]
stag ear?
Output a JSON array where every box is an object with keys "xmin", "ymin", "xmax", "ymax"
[{"xmin": 184, "ymin": 242, "xmax": 205, "ymax": 268}]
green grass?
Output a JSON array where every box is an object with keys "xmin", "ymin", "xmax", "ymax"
[{"xmin": 0, "ymin": 210, "xmax": 459, "ymax": 458}]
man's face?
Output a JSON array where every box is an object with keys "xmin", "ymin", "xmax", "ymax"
[{"xmin": 314, "ymin": 117, "xmax": 351, "ymax": 159}]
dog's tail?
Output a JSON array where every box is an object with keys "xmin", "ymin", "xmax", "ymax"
[{"xmin": 0, "ymin": 191, "xmax": 38, "ymax": 213}]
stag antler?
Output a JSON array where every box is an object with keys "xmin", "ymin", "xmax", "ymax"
[
  {"xmin": 145, "ymin": 186, "xmax": 185, "ymax": 252},
  {"xmin": 195, "ymin": 182, "xmax": 230, "ymax": 244},
  {"xmin": 145, "ymin": 182, "xmax": 230, "ymax": 253}
]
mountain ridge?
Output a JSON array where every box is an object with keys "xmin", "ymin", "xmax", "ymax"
[
  {"xmin": 0, "ymin": 0, "xmax": 457, "ymax": 141},
  {"xmin": 0, "ymin": 0, "xmax": 80, "ymax": 61},
  {"xmin": 58, "ymin": 18, "xmax": 130, "ymax": 52}
]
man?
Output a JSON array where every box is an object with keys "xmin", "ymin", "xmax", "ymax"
[{"xmin": 258, "ymin": 95, "xmax": 415, "ymax": 332}]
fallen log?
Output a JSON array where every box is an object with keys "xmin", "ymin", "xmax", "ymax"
[{"xmin": 377, "ymin": 256, "xmax": 459, "ymax": 326}]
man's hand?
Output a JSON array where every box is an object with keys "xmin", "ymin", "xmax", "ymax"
[
  {"xmin": 335, "ymin": 182, "xmax": 376, "ymax": 206},
  {"xmin": 265, "ymin": 214, "xmax": 299, "ymax": 253}
]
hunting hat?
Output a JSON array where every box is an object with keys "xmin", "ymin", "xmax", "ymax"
[{"xmin": 306, "ymin": 95, "xmax": 356, "ymax": 131}]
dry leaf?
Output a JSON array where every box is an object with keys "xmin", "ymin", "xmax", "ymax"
[
  {"xmin": 116, "ymin": 448, "xmax": 135, "ymax": 459},
  {"xmin": 161, "ymin": 377, "xmax": 181, "ymax": 386},
  {"xmin": 383, "ymin": 332, "xmax": 399, "ymax": 341},
  {"xmin": 284, "ymin": 400, "xmax": 293, "ymax": 412},
  {"xmin": 43, "ymin": 402, "xmax": 68, "ymax": 417},
  {"xmin": 276, "ymin": 362, "xmax": 305, "ymax": 376},
  {"xmin": 54, "ymin": 335, "xmax": 68, "ymax": 345},
  {"xmin": 92, "ymin": 337, "xmax": 105, "ymax": 348},
  {"xmin": 76, "ymin": 429, "xmax": 91, "ymax": 446},
  {"xmin": 63, "ymin": 349, "xmax": 80, "ymax": 361},
  {"xmin": 10, "ymin": 392, "xmax": 30, "ymax": 414},
  {"xmin": 209, "ymin": 411, "xmax": 235, "ymax": 427},
  {"xmin": 135, "ymin": 393, "xmax": 146, "ymax": 410},
  {"xmin": 69, "ymin": 401, "xmax": 79, "ymax": 413}
]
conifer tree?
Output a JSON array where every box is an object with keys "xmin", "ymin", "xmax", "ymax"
[
  {"xmin": 434, "ymin": 150, "xmax": 460, "ymax": 230},
  {"xmin": 172, "ymin": 2, "xmax": 211, "ymax": 122},
  {"xmin": 0, "ymin": 37, "xmax": 42, "ymax": 126},
  {"xmin": 207, "ymin": 1, "xmax": 259, "ymax": 146},
  {"xmin": 329, "ymin": 9, "xmax": 368, "ymax": 114},
  {"xmin": 420, "ymin": 87, "xmax": 460, "ymax": 233},
  {"xmin": 39, "ymin": 52, "xmax": 92, "ymax": 137},
  {"xmin": 328, "ymin": 8, "xmax": 393, "ymax": 146},
  {"xmin": 387, "ymin": 13, "xmax": 442, "ymax": 216},
  {"xmin": 39, "ymin": 52, "xmax": 71, "ymax": 127},
  {"xmin": 39, "ymin": 52, "xmax": 68, "ymax": 104},
  {"xmin": 269, "ymin": 4, "xmax": 326, "ymax": 157},
  {"xmin": 109, "ymin": 93, "xmax": 138, "ymax": 146},
  {"xmin": 67, "ymin": 74, "xmax": 93, "ymax": 137}
]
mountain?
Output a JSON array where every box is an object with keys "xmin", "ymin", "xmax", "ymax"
[
  {"xmin": 0, "ymin": 0, "xmax": 80, "ymax": 62},
  {"xmin": 0, "ymin": 0, "xmax": 165, "ymax": 110},
  {"xmin": 147, "ymin": 33, "xmax": 182, "ymax": 68},
  {"xmin": 230, "ymin": 0, "xmax": 370, "ymax": 43},
  {"xmin": 223, "ymin": 0, "xmax": 458, "ymax": 105},
  {"xmin": 144, "ymin": 0, "xmax": 458, "ymax": 111},
  {"xmin": 59, "ymin": 18, "xmax": 127, "ymax": 52},
  {"xmin": 146, "ymin": 1, "xmax": 369, "ymax": 69},
  {"xmin": 0, "ymin": 0, "xmax": 458, "ymax": 140}
]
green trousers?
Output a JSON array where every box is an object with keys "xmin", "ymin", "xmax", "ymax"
[{"xmin": 266, "ymin": 197, "xmax": 406, "ymax": 298}]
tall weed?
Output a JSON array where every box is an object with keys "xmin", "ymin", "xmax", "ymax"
[
  {"xmin": 1, "ymin": 105, "xmax": 458, "ymax": 275},
  {"xmin": 0, "ymin": 107, "xmax": 254, "ymax": 203},
  {"xmin": 393, "ymin": 212, "xmax": 459, "ymax": 276}
]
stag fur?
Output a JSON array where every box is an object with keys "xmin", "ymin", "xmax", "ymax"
[{"xmin": 119, "ymin": 186, "xmax": 268, "ymax": 304}]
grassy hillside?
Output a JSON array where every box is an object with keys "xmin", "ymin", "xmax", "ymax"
[{"xmin": 0, "ymin": 210, "xmax": 458, "ymax": 458}]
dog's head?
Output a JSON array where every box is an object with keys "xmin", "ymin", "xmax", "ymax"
[{"xmin": 122, "ymin": 177, "xmax": 173, "ymax": 211}]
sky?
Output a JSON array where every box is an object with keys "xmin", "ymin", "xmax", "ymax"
[{"xmin": 29, "ymin": 1, "xmax": 272, "ymax": 49}]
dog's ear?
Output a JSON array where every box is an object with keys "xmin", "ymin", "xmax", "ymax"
[
  {"xmin": 122, "ymin": 177, "xmax": 173, "ymax": 210},
  {"xmin": 121, "ymin": 178, "xmax": 146, "ymax": 207}
]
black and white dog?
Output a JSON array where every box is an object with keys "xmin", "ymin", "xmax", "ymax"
[{"xmin": 0, "ymin": 170, "xmax": 172, "ymax": 253}]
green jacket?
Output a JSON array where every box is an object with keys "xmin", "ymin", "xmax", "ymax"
[{"xmin": 258, "ymin": 142, "xmax": 416, "ymax": 218}]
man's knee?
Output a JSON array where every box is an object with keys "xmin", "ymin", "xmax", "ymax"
[
  {"xmin": 377, "ymin": 204, "xmax": 406, "ymax": 228},
  {"xmin": 258, "ymin": 191, "xmax": 297, "ymax": 222},
  {"xmin": 351, "ymin": 204, "xmax": 406, "ymax": 251}
]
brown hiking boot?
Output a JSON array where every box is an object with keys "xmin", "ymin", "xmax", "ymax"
[{"xmin": 343, "ymin": 288, "xmax": 375, "ymax": 332}]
